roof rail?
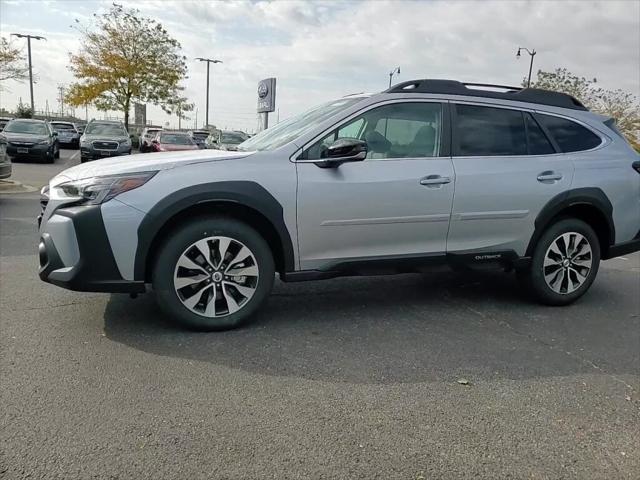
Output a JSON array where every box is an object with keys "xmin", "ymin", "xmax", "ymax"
[{"xmin": 385, "ymin": 79, "xmax": 588, "ymax": 111}]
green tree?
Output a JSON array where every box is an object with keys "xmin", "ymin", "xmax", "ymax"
[
  {"xmin": 65, "ymin": 3, "xmax": 189, "ymax": 130},
  {"xmin": 527, "ymin": 68, "xmax": 639, "ymax": 148},
  {"xmin": 15, "ymin": 100, "xmax": 33, "ymax": 118},
  {"xmin": 0, "ymin": 36, "xmax": 29, "ymax": 89}
]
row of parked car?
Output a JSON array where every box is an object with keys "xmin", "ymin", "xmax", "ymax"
[
  {"xmin": 138, "ymin": 128, "xmax": 250, "ymax": 153},
  {"xmin": 0, "ymin": 115, "xmax": 252, "ymax": 172}
]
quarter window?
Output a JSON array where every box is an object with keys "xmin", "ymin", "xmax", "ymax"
[
  {"xmin": 304, "ymin": 102, "xmax": 442, "ymax": 160},
  {"xmin": 454, "ymin": 105, "xmax": 527, "ymax": 156},
  {"xmin": 535, "ymin": 114, "xmax": 602, "ymax": 152}
]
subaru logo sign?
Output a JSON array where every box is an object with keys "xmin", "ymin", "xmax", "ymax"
[
  {"xmin": 257, "ymin": 77, "xmax": 276, "ymax": 113},
  {"xmin": 258, "ymin": 82, "xmax": 268, "ymax": 99}
]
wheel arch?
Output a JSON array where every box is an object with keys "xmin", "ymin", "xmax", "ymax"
[
  {"xmin": 526, "ymin": 187, "xmax": 615, "ymax": 258},
  {"xmin": 134, "ymin": 181, "xmax": 295, "ymax": 281}
]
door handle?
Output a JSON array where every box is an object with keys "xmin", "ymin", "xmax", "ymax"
[
  {"xmin": 537, "ymin": 171, "xmax": 563, "ymax": 183},
  {"xmin": 420, "ymin": 175, "xmax": 451, "ymax": 186}
]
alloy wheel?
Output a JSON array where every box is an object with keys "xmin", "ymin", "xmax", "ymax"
[
  {"xmin": 173, "ymin": 236, "xmax": 259, "ymax": 317},
  {"xmin": 543, "ymin": 232, "xmax": 593, "ymax": 294}
]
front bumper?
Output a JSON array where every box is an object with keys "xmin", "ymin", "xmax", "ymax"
[
  {"xmin": 38, "ymin": 204, "xmax": 145, "ymax": 293},
  {"xmin": 7, "ymin": 143, "xmax": 50, "ymax": 158},
  {"xmin": 80, "ymin": 148, "xmax": 131, "ymax": 160}
]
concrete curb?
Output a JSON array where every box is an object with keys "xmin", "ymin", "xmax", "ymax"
[{"xmin": 0, "ymin": 180, "xmax": 39, "ymax": 194}]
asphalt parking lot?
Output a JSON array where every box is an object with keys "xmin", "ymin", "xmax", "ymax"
[{"xmin": 1, "ymin": 149, "xmax": 639, "ymax": 479}]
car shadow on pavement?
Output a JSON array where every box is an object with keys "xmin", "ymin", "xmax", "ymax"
[{"xmin": 103, "ymin": 268, "xmax": 639, "ymax": 385}]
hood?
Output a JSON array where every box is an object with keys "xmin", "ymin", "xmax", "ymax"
[
  {"xmin": 82, "ymin": 134, "xmax": 129, "ymax": 143},
  {"xmin": 51, "ymin": 149, "xmax": 254, "ymax": 185},
  {"xmin": 157, "ymin": 144, "xmax": 199, "ymax": 151},
  {"xmin": 3, "ymin": 131, "xmax": 49, "ymax": 143}
]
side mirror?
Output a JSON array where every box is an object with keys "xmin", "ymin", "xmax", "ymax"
[
  {"xmin": 315, "ymin": 138, "xmax": 367, "ymax": 168},
  {"xmin": 52, "ymin": 131, "xmax": 58, "ymax": 137}
]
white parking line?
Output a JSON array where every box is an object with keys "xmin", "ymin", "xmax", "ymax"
[{"xmin": 66, "ymin": 151, "xmax": 80, "ymax": 164}]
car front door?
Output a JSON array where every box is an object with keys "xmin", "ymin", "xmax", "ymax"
[
  {"xmin": 446, "ymin": 103, "xmax": 575, "ymax": 255},
  {"xmin": 296, "ymin": 100, "xmax": 455, "ymax": 270}
]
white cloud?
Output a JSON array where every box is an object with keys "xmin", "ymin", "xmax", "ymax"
[{"xmin": 1, "ymin": 0, "xmax": 638, "ymax": 132}]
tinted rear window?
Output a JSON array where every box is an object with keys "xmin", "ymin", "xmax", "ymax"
[
  {"xmin": 536, "ymin": 114, "xmax": 601, "ymax": 153},
  {"xmin": 525, "ymin": 113, "xmax": 555, "ymax": 155},
  {"xmin": 455, "ymin": 105, "xmax": 526, "ymax": 156}
]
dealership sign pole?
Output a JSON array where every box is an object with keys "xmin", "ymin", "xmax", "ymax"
[{"xmin": 257, "ymin": 78, "xmax": 276, "ymax": 131}]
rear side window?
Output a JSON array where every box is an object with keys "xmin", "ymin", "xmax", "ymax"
[
  {"xmin": 535, "ymin": 114, "xmax": 602, "ymax": 153},
  {"xmin": 525, "ymin": 113, "xmax": 555, "ymax": 155},
  {"xmin": 454, "ymin": 105, "xmax": 527, "ymax": 156}
]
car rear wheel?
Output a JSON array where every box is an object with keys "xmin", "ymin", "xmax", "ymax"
[
  {"xmin": 153, "ymin": 216, "xmax": 275, "ymax": 331},
  {"xmin": 521, "ymin": 218, "xmax": 600, "ymax": 305}
]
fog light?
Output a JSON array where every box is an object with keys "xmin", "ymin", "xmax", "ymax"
[{"xmin": 38, "ymin": 240, "xmax": 48, "ymax": 267}]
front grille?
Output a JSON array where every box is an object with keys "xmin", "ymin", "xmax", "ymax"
[
  {"xmin": 9, "ymin": 141, "xmax": 35, "ymax": 147},
  {"xmin": 92, "ymin": 141, "xmax": 118, "ymax": 150}
]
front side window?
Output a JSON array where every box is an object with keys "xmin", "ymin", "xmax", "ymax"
[
  {"xmin": 535, "ymin": 114, "xmax": 602, "ymax": 153},
  {"xmin": 455, "ymin": 105, "xmax": 527, "ymax": 156},
  {"xmin": 304, "ymin": 102, "xmax": 442, "ymax": 160}
]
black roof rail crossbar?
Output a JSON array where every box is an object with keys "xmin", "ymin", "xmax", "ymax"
[
  {"xmin": 385, "ymin": 79, "xmax": 588, "ymax": 111},
  {"xmin": 463, "ymin": 82, "xmax": 522, "ymax": 91}
]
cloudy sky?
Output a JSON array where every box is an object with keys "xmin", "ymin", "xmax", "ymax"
[{"xmin": 1, "ymin": 0, "xmax": 638, "ymax": 132}]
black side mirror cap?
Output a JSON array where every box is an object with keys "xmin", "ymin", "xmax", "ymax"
[{"xmin": 314, "ymin": 138, "xmax": 368, "ymax": 168}]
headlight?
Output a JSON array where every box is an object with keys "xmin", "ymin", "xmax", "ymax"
[
  {"xmin": 37, "ymin": 139, "xmax": 51, "ymax": 145},
  {"xmin": 121, "ymin": 138, "xmax": 132, "ymax": 147},
  {"xmin": 55, "ymin": 172, "xmax": 157, "ymax": 205}
]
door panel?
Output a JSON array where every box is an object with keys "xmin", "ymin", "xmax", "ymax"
[
  {"xmin": 447, "ymin": 103, "xmax": 574, "ymax": 255},
  {"xmin": 297, "ymin": 158, "xmax": 455, "ymax": 270},
  {"xmin": 447, "ymin": 155, "xmax": 573, "ymax": 254}
]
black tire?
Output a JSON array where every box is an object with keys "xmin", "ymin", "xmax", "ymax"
[
  {"xmin": 521, "ymin": 218, "xmax": 600, "ymax": 305},
  {"xmin": 43, "ymin": 150, "xmax": 54, "ymax": 164},
  {"xmin": 152, "ymin": 216, "xmax": 275, "ymax": 331},
  {"xmin": 54, "ymin": 144, "xmax": 60, "ymax": 159}
]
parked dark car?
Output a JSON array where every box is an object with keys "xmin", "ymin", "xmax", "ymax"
[
  {"xmin": 139, "ymin": 127, "xmax": 162, "ymax": 153},
  {"xmin": 189, "ymin": 130, "xmax": 210, "ymax": 149},
  {"xmin": 149, "ymin": 131, "xmax": 199, "ymax": 152},
  {"xmin": 80, "ymin": 120, "xmax": 132, "ymax": 163},
  {"xmin": 0, "ymin": 117, "xmax": 13, "ymax": 132},
  {"xmin": 3, "ymin": 119, "xmax": 59, "ymax": 163},
  {"xmin": 0, "ymin": 136, "xmax": 11, "ymax": 179},
  {"xmin": 50, "ymin": 121, "xmax": 81, "ymax": 149}
]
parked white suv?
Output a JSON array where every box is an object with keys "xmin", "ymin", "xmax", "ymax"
[{"xmin": 38, "ymin": 79, "xmax": 640, "ymax": 330}]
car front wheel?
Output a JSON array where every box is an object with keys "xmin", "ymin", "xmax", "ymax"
[
  {"xmin": 153, "ymin": 216, "xmax": 275, "ymax": 331},
  {"xmin": 522, "ymin": 218, "xmax": 600, "ymax": 305}
]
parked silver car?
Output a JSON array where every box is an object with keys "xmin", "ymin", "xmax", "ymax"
[
  {"xmin": 50, "ymin": 121, "xmax": 81, "ymax": 149},
  {"xmin": 38, "ymin": 79, "xmax": 640, "ymax": 330}
]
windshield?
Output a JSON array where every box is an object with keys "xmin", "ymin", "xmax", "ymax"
[
  {"xmin": 145, "ymin": 129, "xmax": 161, "ymax": 137},
  {"xmin": 4, "ymin": 121, "xmax": 48, "ymax": 135},
  {"xmin": 192, "ymin": 132, "xmax": 209, "ymax": 139},
  {"xmin": 52, "ymin": 123, "xmax": 76, "ymax": 131},
  {"xmin": 160, "ymin": 133, "xmax": 193, "ymax": 145},
  {"xmin": 85, "ymin": 123, "xmax": 127, "ymax": 136},
  {"xmin": 221, "ymin": 132, "xmax": 247, "ymax": 144},
  {"xmin": 238, "ymin": 97, "xmax": 366, "ymax": 151}
]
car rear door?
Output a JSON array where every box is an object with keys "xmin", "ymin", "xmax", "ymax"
[
  {"xmin": 446, "ymin": 103, "xmax": 574, "ymax": 256},
  {"xmin": 296, "ymin": 100, "xmax": 455, "ymax": 270}
]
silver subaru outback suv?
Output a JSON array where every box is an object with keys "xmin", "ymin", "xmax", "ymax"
[{"xmin": 38, "ymin": 79, "xmax": 640, "ymax": 330}]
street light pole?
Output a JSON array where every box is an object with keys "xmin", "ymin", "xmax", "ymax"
[
  {"xmin": 388, "ymin": 66, "xmax": 401, "ymax": 88},
  {"xmin": 11, "ymin": 33, "xmax": 46, "ymax": 114},
  {"xmin": 196, "ymin": 57, "xmax": 222, "ymax": 128},
  {"xmin": 516, "ymin": 47, "xmax": 537, "ymax": 87}
]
